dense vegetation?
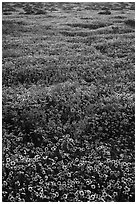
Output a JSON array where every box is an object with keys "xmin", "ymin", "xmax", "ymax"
[{"xmin": 2, "ymin": 2, "xmax": 135, "ymax": 202}]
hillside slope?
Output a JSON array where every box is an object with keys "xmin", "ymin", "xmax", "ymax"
[{"xmin": 2, "ymin": 2, "xmax": 135, "ymax": 202}]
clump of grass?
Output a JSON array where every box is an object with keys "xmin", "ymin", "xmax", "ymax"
[
  {"xmin": 67, "ymin": 22, "xmax": 108, "ymax": 30},
  {"xmin": 35, "ymin": 9, "xmax": 46, "ymax": 15},
  {"xmin": 3, "ymin": 12, "xmax": 12, "ymax": 15},
  {"xmin": 2, "ymin": 3, "xmax": 16, "ymax": 12},
  {"xmin": 2, "ymin": 20, "xmax": 29, "ymax": 36},
  {"xmin": 60, "ymin": 31, "xmax": 91, "ymax": 37},
  {"xmin": 80, "ymin": 17, "xmax": 93, "ymax": 20},
  {"xmin": 113, "ymin": 15, "xmax": 126, "ymax": 19},
  {"xmin": 23, "ymin": 5, "xmax": 35, "ymax": 15},
  {"xmin": 124, "ymin": 19, "xmax": 135, "ymax": 28},
  {"xmin": 98, "ymin": 10, "xmax": 111, "ymax": 15}
]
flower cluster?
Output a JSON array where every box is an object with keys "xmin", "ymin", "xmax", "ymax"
[{"xmin": 2, "ymin": 82, "xmax": 135, "ymax": 202}]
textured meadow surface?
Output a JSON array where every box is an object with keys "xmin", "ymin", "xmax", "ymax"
[{"xmin": 2, "ymin": 2, "xmax": 135, "ymax": 202}]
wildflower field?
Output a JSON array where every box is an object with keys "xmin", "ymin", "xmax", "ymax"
[{"xmin": 2, "ymin": 2, "xmax": 135, "ymax": 202}]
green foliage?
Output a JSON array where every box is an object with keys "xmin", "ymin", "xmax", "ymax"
[
  {"xmin": 124, "ymin": 19, "xmax": 135, "ymax": 28},
  {"xmin": 2, "ymin": 2, "xmax": 135, "ymax": 202},
  {"xmin": 2, "ymin": 20, "xmax": 30, "ymax": 36},
  {"xmin": 2, "ymin": 84, "xmax": 135, "ymax": 202},
  {"xmin": 67, "ymin": 21, "xmax": 109, "ymax": 30},
  {"xmin": 98, "ymin": 10, "xmax": 111, "ymax": 15}
]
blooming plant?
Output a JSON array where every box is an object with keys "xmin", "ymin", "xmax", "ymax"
[{"xmin": 2, "ymin": 2, "xmax": 135, "ymax": 202}]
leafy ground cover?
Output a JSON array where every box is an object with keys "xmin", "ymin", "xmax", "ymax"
[{"xmin": 2, "ymin": 2, "xmax": 135, "ymax": 202}]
